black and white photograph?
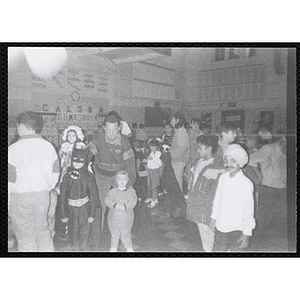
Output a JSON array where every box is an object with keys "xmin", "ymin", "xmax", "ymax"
[{"xmin": 6, "ymin": 45, "xmax": 297, "ymax": 255}]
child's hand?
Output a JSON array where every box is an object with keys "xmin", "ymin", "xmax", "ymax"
[
  {"xmin": 88, "ymin": 217, "xmax": 94, "ymax": 223},
  {"xmin": 236, "ymin": 234, "xmax": 250, "ymax": 248},
  {"xmin": 209, "ymin": 219, "xmax": 216, "ymax": 230},
  {"xmin": 116, "ymin": 203, "xmax": 126, "ymax": 211},
  {"xmin": 184, "ymin": 194, "xmax": 189, "ymax": 201},
  {"xmin": 61, "ymin": 218, "xmax": 69, "ymax": 223}
]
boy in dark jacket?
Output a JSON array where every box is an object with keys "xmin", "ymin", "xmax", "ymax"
[
  {"xmin": 186, "ymin": 135, "xmax": 225, "ymax": 252},
  {"xmin": 60, "ymin": 146, "xmax": 100, "ymax": 251}
]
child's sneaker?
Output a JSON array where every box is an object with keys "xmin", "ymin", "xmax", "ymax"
[
  {"xmin": 110, "ymin": 248, "xmax": 117, "ymax": 252},
  {"xmin": 148, "ymin": 200, "xmax": 157, "ymax": 208},
  {"xmin": 144, "ymin": 198, "xmax": 152, "ymax": 203},
  {"xmin": 126, "ymin": 247, "xmax": 134, "ymax": 252}
]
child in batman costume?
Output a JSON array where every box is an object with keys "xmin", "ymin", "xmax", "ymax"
[{"xmin": 60, "ymin": 146, "xmax": 100, "ymax": 251}]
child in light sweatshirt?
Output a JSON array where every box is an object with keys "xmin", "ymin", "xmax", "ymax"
[{"xmin": 105, "ymin": 170, "xmax": 137, "ymax": 252}]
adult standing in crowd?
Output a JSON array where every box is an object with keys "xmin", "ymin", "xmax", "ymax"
[
  {"xmin": 169, "ymin": 112, "xmax": 190, "ymax": 191},
  {"xmin": 248, "ymin": 129, "xmax": 287, "ymax": 249},
  {"xmin": 8, "ymin": 111, "xmax": 60, "ymax": 252},
  {"xmin": 88, "ymin": 112, "xmax": 136, "ymax": 250},
  {"xmin": 107, "ymin": 111, "xmax": 133, "ymax": 138},
  {"xmin": 186, "ymin": 117, "xmax": 203, "ymax": 185}
]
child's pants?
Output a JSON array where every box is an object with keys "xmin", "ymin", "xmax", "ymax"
[
  {"xmin": 108, "ymin": 212, "xmax": 134, "ymax": 250},
  {"xmin": 110, "ymin": 228, "xmax": 132, "ymax": 249},
  {"xmin": 68, "ymin": 202, "xmax": 92, "ymax": 251},
  {"xmin": 10, "ymin": 191, "xmax": 54, "ymax": 252},
  {"xmin": 196, "ymin": 223, "xmax": 215, "ymax": 252}
]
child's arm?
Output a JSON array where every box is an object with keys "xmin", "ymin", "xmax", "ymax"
[
  {"xmin": 150, "ymin": 151, "xmax": 163, "ymax": 166},
  {"xmin": 248, "ymin": 146, "xmax": 268, "ymax": 167},
  {"xmin": 104, "ymin": 189, "xmax": 117, "ymax": 208},
  {"xmin": 210, "ymin": 174, "xmax": 224, "ymax": 222},
  {"xmin": 122, "ymin": 187, "xmax": 138, "ymax": 210},
  {"xmin": 60, "ymin": 174, "xmax": 69, "ymax": 223},
  {"xmin": 241, "ymin": 181, "xmax": 256, "ymax": 237},
  {"xmin": 104, "ymin": 189, "xmax": 124, "ymax": 211}
]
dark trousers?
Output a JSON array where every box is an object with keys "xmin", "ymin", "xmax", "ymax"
[
  {"xmin": 89, "ymin": 174, "xmax": 112, "ymax": 249},
  {"xmin": 253, "ymin": 186, "xmax": 288, "ymax": 251},
  {"xmin": 68, "ymin": 203, "xmax": 92, "ymax": 251}
]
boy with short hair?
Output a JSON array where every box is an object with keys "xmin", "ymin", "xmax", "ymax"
[
  {"xmin": 186, "ymin": 134, "xmax": 225, "ymax": 252},
  {"xmin": 211, "ymin": 144, "xmax": 256, "ymax": 252},
  {"xmin": 159, "ymin": 122, "xmax": 174, "ymax": 147},
  {"xmin": 216, "ymin": 121, "xmax": 238, "ymax": 153},
  {"xmin": 8, "ymin": 111, "xmax": 59, "ymax": 252}
]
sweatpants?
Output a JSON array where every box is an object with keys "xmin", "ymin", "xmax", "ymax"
[
  {"xmin": 10, "ymin": 191, "xmax": 54, "ymax": 252},
  {"xmin": 108, "ymin": 211, "xmax": 134, "ymax": 250}
]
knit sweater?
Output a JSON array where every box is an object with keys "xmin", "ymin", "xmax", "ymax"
[{"xmin": 88, "ymin": 133, "xmax": 136, "ymax": 185}]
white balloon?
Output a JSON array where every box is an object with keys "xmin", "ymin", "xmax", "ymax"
[{"xmin": 23, "ymin": 47, "xmax": 68, "ymax": 79}]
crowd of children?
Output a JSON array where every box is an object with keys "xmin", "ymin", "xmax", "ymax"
[{"xmin": 8, "ymin": 110, "xmax": 288, "ymax": 252}]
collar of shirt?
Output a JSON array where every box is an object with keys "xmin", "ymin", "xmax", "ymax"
[
  {"xmin": 18, "ymin": 134, "xmax": 41, "ymax": 141},
  {"xmin": 224, "ymin": 169, "xmax": 243, "ymax": 180},
  {"xmin": 105, "ymin": 133, "xmax": 121, "ymax": 145},
  {"xmin": 191, "ymin": 157, "xmax": 215, "ymax": 189}
]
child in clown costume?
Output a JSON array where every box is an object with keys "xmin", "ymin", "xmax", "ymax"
[{"xmin": 57, "ymin": 126, "xmax": 86, "ymax": 193}]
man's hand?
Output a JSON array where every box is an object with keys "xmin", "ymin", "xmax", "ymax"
[
  {"xmin": 236, "ymin": 234, "xmax": 250, "ymax": 248},
  {"xmin": 209, "ymin": 219, "xmax": 216, "ymax": 230},
  {"xmin": 116, "ymin": 204, "xmax": 125, "ymax": 211},
  {"xmin": 88, "ymin": 217, "xmax": 94, "ymax": 223},
  {"xmin": 61, "ymin": 218, "xmax": 69, "ymax": 223}
]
